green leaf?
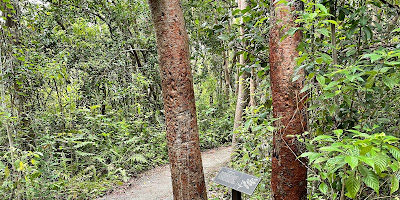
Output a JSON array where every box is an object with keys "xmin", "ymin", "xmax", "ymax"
[
  {"xmin": 365, "ymin": 74, "xmax": 376, "ymax": 88},
  {"xmin": 307, "ymin": 104, "xmax": 320, "ymax": 111},
  {"xmin": 391, "ymin": 175, "xmax": 399, "ymax": 194},
  {"xmin": 17, "ymin": 56, "xmax": 25, "ymax": 62},
  {"xmin": 392, "ymin": 27, "xmax": 400, "ymax": 33},
  {"xmin": 316, "ymin": 75, "xmax": 325, "ymax": 85},
  {"xmin": 345, "ymin": 156, "xmax": 359, "ymax": 170},
  {"xmin": 333, "ymin": 129, "xmax": 343, "ymax": 138},
  {"xmin": 316, "ymin": 3, "xmax": 328, "ymax": 14},
  {"xmin": 360, "ymin": 145, "xmax": 372, "ymax": 155},
  {"xmin": 130, "ymin": 154, "xmax": 147, "ymax": 163},
  {"xmin": 324, "ymin": 19, "xmax": 338, "ymax": 26},
  {"xmin": 345, "ymin": 175, "xmax": 360, "ymax": 199},
  {"xmin": 360, "ymin": 16, "xmax": 368, "ymax": 26},
  {"xmin": 316, "ymin": 28, "xmax": 330, "ymax": 37},
  {"xmin": 217, "ymin": 34, "xmax": 230, "ymax": 41},
  {"xmin": 383, "ymin": 75, "xmax": 397, "ymax": 89},
  {"xmin": 320, "ymin": 146, "xmax": 343, "ymax": 153},
  {"xmin": 389, "ymin": 146, "xmax": 400, "ymax": 161},
  {"xmin": 374, "ymin": 153, "xmax": 389, "ymax": 174},
  {"xmin": 328, "ymin": 104, "xmax": 338, "ymax": 116},
  {"xmin": 297, "ymin": 54, "xmax": 308, "ymax": 65},
  {"xmin": 319, "ymin": 182, "xmax": 328, "ymax": 195},
  {"xmin": 357, "ymin": 156, "xmax": 375, "ymax": 167},
  {"xmin": 359, "ymin": 165, "xmax": 380, "ymax": 193},
  {"xmin": 299, "ymin": 152, "xmax": 324, "ymax": 163},
  {"xmin": 287, "ymin": 27, "xmax": 298, "ymax": 35},
  {"xmin": 362, "ymin": 53, "xmax": 383, "ymax": 63},
  {"xmin": 300, "ymin": 84, "xmax": 312, "ymax": 93},
  {"xmin": 363, "ymin": 26, "xmax": 372, "ymax": 40},
  {"xmin": 384, "ymin": 61, "xmax": 400, "ymax": 66}
]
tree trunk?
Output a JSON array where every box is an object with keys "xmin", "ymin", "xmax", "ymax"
[
  {"xmin": 232, "ymin": 0, "xmax": 250, "ymax": 145},
  {"xmin": 148, "ymin": 1, "xmax": 208, "ymax": 199},
  {"xmin": 249, "ymin": 67, "xmax": 256, "ymax": 108},
  {"xmin": 269, "ymin": 1, "xmax": 308, "ymax": 199},
  {"xmin": 222, "ymin": 51, "xmax": 232, "ymax": 98}
]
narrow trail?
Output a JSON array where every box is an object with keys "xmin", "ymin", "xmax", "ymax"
[{"xmin": 98, "ymin": 146, "xmax": 233, "ymax": 200}]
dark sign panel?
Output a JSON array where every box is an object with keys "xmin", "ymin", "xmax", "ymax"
[{"xmin": 213, "ymin": 167, "xmax": 261, "ymax": 195}]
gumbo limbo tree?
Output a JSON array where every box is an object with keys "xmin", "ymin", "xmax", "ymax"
[
  {"xmin": 269, "ymin": 0, "xmax": 308, "ymax": 199},
  {"xmin": 148, "ymin": 0, "xmax": 208, "ymax": 199}
]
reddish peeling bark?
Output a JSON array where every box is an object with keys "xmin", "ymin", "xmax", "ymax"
[
  {"xmin": 269, "ymin": 1, "xmax": 308, "ymax": 200},
  {"xmin": 148, "ymin": 1, "xmax": 207, "ymax": 199}
]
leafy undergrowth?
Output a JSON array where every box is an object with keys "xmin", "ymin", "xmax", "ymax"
[{"xmin": 0, "ymin": 101, "xmax": 233, "ymax": 199}]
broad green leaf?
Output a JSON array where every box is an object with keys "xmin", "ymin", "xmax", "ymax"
[
  {"xmin": 392, "ymin": 27, "xmax": 400, "ymax": 32},
  {"xmin": 218, "ymin": 34, "xmax": 230, "ymax": 41},
  {"xmin": 300, "ymin": 84, "xmax": 312, "ymax": 93},
  {"xmin": 360, "ymin": 145, "xmax": 372, "ymax": 155},
  {"xmin": 307, "ymin": 104, "xmax": 320, "ymax": 111},
  {"xmin": 391, "ymin": 175, "xmax": 399, "ymax": 194},
  {"xmin": 363, "ymin": 26, "xmax": 372, "ymax": 40},
  {"xmin": 130, "ymin": 154, "xmax": 147, "ymax": 163},
  {"xmin": 333, "ymin": 129, "xmax": 343, "ymax": 138},
  {"xmin": 374, "ymin": 153, "xmax": 389, "ymax": 174},
  {"xmin": 297, "ymin": 54, "xmax": 308, "ymax": 66},
  {"xmin": 324, "ymin": 19, "xmax": 338, "ymax": 26},
  {"xmin": 287, "ymin": 27, "xmax": 298, "ymax": 35},
  {"xmin": 389, "ymin": 146, "xmax": 400, "ymax": 161},
  {"xmin": 357, "ymin": 156, "xmax": 375, "ymax": 167},
  {"xmin": 345, "ymin": 175, "xmax": 360, "ymax": 199},
  {"xmin": 316, "ymin": 28, "xmax": 330, "ymax": 37},
  {"xmin": 244, "ymin": 119, "xmax": 252, "ymax": 130},
  {"xmin": 362, "ymin": 53, "xmax": 383, "ymax": 63},
  {"xmin": 345, "ymin": 156, "xmax": 359, "ymax": 170},
  {"xmin": 299, "ymin": 152, "xmax": 324, "ymax": 163},
  {"xmin": 320, "ymin": 146, "xmax": 343, "ymax": 153},
  {"xmin": 365, "ymin": 74, "xmax": 376, "ymax": 88},
  {"xmin": 359, "ymin": 165, "xmax": 380, "ymax": 193},
  {"xmin": 383, "ymin": 75, "xmax": 397, "ymax": 89},
  {"xmin": 328, "ymin": 104, "xmax": 338, "ymax": 116},
  {"xmin": 319, "ymin": 182, "xmax": 328, "ymax": 195},
  {"xmin": 384, "ymin": 61, "xmax": 400, "ymax": 66},
  {"xmin": 316, "ymin": 3, "xmax": 328, "ymax": 14},
  {"xmin": 316, "ymin": 75, "xmax": 325, "ymax": 85},
  {"xmin": 360, "ymin": 16, "xmax": 368, "ymax": 26}
]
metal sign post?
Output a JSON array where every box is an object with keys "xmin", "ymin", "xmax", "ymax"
[
  {"xmin": 213, "ymin": 167, "xmax": 261, "ymax": 200},
  {"xmin": 232, "ymin": 189, "xmax": 242, "ymax": 200}
]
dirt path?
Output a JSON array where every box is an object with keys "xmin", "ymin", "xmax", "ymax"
[{"xmin": 98, "ymin": 146, "xmax": 232, "ymax": 200}]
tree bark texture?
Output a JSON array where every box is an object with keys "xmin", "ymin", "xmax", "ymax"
[
  {"xmin": 269, "ymin": 1, "xmax": 308, "ymax": 199},
  {"xmin": 233, "ymin": 0, "xmax": 250, "ymax": 144},
  {"xmin": 249, "ymin": 67, "xmax": 256, "ymax": 108},
  {"xmin": 148, "ymin": 1, "xmax": 208, "ymax": 199}
]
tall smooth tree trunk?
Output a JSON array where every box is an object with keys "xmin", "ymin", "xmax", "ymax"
[
  {"xmin": 232, "ymin": 0, "xmax": 250, "ymax": 145},
  {"xmin": 148, "ymin": 1, "xmax": 207, "ymax": 199},
  {"xmin": 269, "ymin": 1, "xmax": 308, "ymax": 199},
  {"xmin": 222, "ymin": 51, "xmax": 232, "ymax": 98},
  {"xmin": 249, "ymin": 67, "xmax": 256, "ymax": 108}
]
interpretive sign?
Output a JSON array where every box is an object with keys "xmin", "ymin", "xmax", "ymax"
[{"xmin": 213, "ymin": 167, "xmax": 261, "ymax": 195}]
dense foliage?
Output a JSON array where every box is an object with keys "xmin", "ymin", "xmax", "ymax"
[{"xmin": 0, "ymin": 0, "xmax": 399, "ymax": 199}]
